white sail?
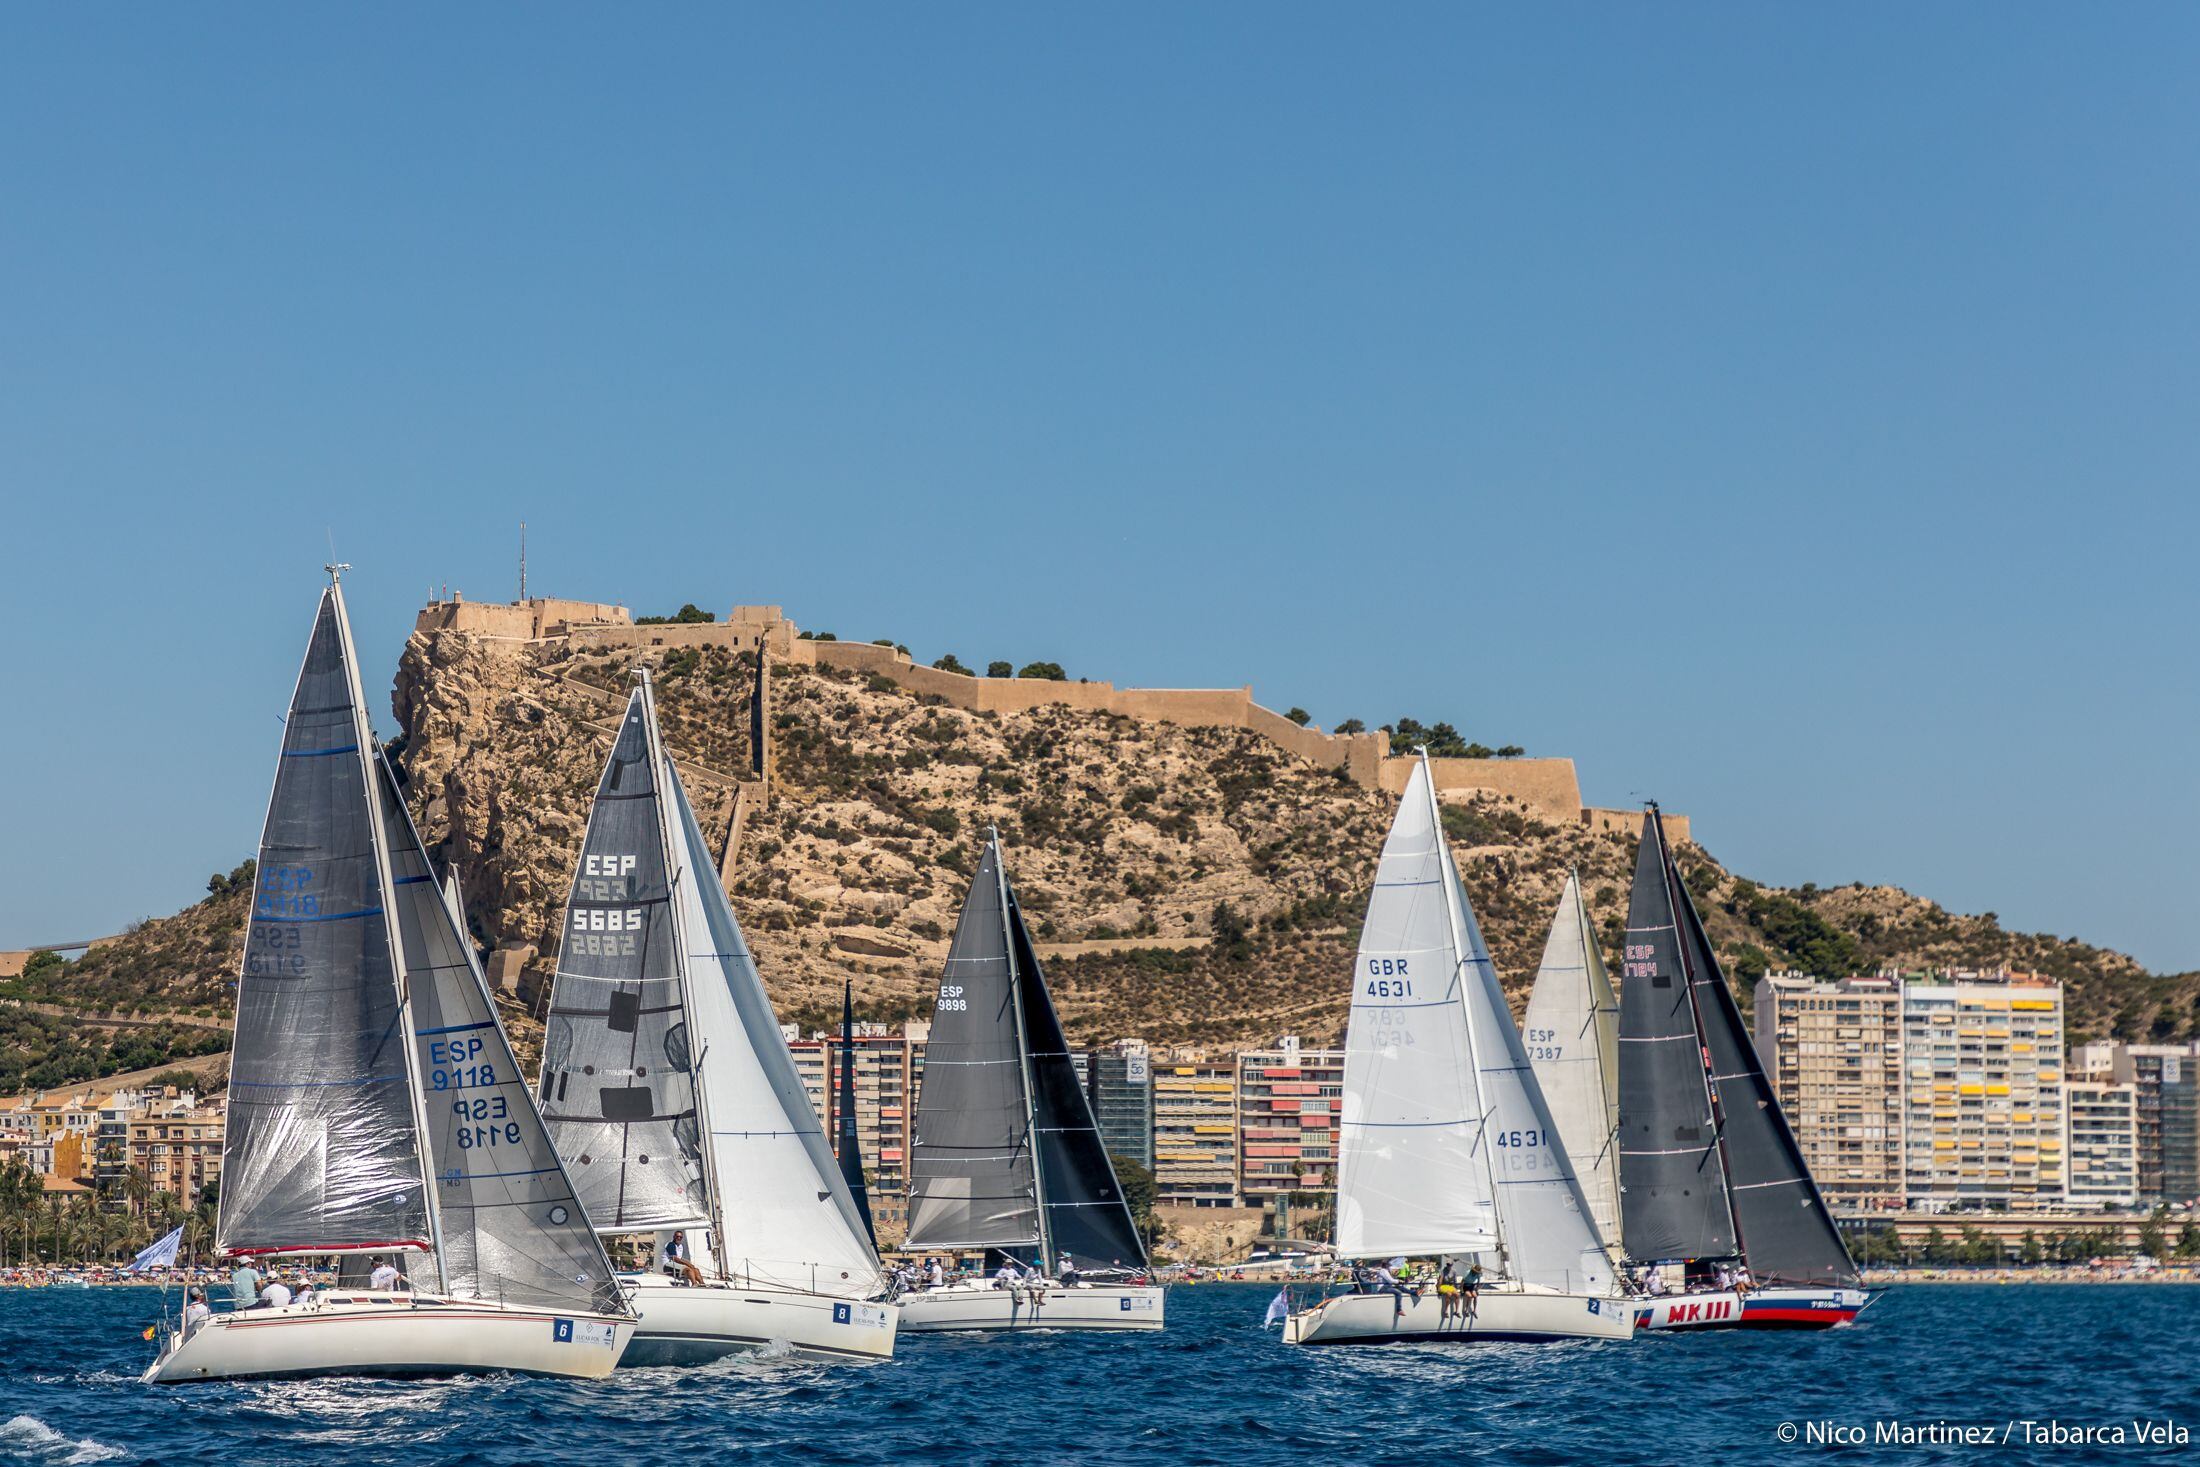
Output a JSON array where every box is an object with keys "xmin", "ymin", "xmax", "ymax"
[
  {"xmin": 666, "ymin": 758, "xmax": 884, "ymax": 1300},
  {"xmin": 1521, "ymin": 871, "xmax": 1624, "ymax": 1254},
  {"xmin": 1335, "ymin": 760, "xmax": 1498, "ymax": 1259},
  {"xmin": 1439, "ymin": 840, "xmax": 1622, "ymax": 1296}
]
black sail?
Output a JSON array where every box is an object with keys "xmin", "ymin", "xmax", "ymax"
[
  {"xmin": 538, "ymin": 688, "xmax": 709, "ymax": 1231},
  {"xmin": 218, "ymin": 586, "xmax": 429, "ymax": 1258},
  {"xmin": 904, "ymin": 842, "xmax": 1041, "ymax": 1251},
  {"xmin": 1004, "ymin": 880, "xmax": 1148, "ymax": 1271},
  {"xmin": 836, "ymin": 982, "xmax": 878, "ymax": 1249},
  {"xmin": 1616, "ymin": 811, "xmax": 1736, "ymax": 1263},
  {"xmin": 1674, "ymin": 866, "xmax": 1860, "ymax": 1286}
]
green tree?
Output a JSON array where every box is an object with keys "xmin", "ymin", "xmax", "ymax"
[
  {"xmin": 986, "ymin": 660, "xmax": 1013, "ymax": 678},
  {"xmin": 1284, "ymin": 708, "xmax": 1311, "ymax": 726},
  {"xmin": 932, "ymin": 653, "xmax": 971, "ymax": 675},
  {"xmin": 2138, "ymin": 1205, "xmax": 2171, "ymax": 1259},
  {"xmin": 2175, "ymin": 1223, "xmax": 2200, "ymax": 1259},
  {"xmin": 1108, "ymin": 1152, "xmax": 1158, "ymax": 1250},
  {"xmin": 204, "ymin": 858, "xmax": 257, "ymax": 903},
  {"xmin": 636, "ymin": 603, "xmax": 714, "ymax": 625},
  {"xmin": 1334, "ymin": 718, "xmax": 1365, "ymax": 735},
  {"xmin": 1017, "ymin": 661, "xmax": 1067, "ymax": 681},
  {"xmin": 2019, "ymin": 1229, "xmax": 2043, "ymax": 1265}
]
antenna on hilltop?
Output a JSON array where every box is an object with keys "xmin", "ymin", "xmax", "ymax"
[{"xmin": 519, "ymin": 520, "xmax": 528, "ymax": 602}]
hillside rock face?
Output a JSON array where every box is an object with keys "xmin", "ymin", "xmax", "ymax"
[
  {"xmin": 372, "ymin": 625, "xmax": 2194, "ymax": 1050},
  {"xmin": 19, "ymin": 620, "xmax": 2190, "ymax": 1084}
]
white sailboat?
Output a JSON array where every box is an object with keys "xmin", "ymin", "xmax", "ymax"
[
  {"xmin": 148, "ymin": 571, "xmax": 634, "ymax": 1384},
  {"xmin": 898, "ymin": 833, "xmax": 1164, "ymax": 1332},
  {"xmin": 1522, "ymin": 870, "xmax": 1624, "ymax": 1254},
  {"xmin": 1284, "ymin": 757, "xmax": 1632, "ymax": 1346},
  {"xmin": 539, "ymin": 671, "xmax": 897, "ymax": 1364}
]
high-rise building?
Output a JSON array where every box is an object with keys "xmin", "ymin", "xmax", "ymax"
[
  {"xmin": 1236, "ymin": 1037, "xmax": 1344, "ymax": 1208},
  {"xmin": 127, "ymin": 1104, "xmax": 224, "ymax": 1208},
  {"xmin": 786, "ymin": 1019, "xmax": 930, "ymax": 1237},
  {"xmin": 1752, "ymin": 972, "xmax": 1905, "ymax": 1208},
  {"xmin": 2064, "ymin": 1081, "xmax": 2140, "ymax": 1209},
  {"xmin": 2113, "ymin": 1043, "xmax": 2200, "ymax": 1206},
  {"xmin": 1085, "ymin": 1040, "xmax": 1155, "ymax": 1173},
  {"xmin": 1899, "ymin": 973, "xmax": 2065, "ymax": 1211},
  {"xmin": 1152, "ymin": 1051, "xmax": 1239, "ymax": 1207}
]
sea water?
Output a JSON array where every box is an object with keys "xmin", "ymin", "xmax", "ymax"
[{"xmin": 2, "ymin": 1284, "xmax": 2194, "ymax": 1464}]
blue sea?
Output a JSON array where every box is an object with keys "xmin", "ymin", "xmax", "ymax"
[{"xmin": 3, "ymin": 1284, "xmax": 2194, "ymax": 1465}]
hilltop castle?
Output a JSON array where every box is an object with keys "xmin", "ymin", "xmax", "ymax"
[{"xmin": 412, "ymin": 593, "xmax": 1686, "ymax": 843}]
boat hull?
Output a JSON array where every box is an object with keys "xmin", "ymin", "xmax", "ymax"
[
  {"xmin": 618, "ymin": 1275, "xmax": 898, "ymax": 1363},
  {"xmin": 1283, "ymin": 1287, "xmax": 1634, "ymax": 1346},
  {"xmin": 143, "ymin": 1294, "xmax": 634, "ymax": 1383},
  {"xmin": 1636, "ymin": 1286, "xmax": 1871, "ymax": 1331},
  {"xmin": 896, "ymin": 1282, "xmax": 1165, "ymax": 1333}
]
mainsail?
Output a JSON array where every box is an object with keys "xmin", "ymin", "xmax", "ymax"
[
  {"xmin": 664, "ymin": 760, "xmax": 883, "ymax": 1298},
  {"xmin": 1523, "ymin": 871, "xmax": 1624, "ymax": 1254},
  {"xmin": 1616, "ymin": 810, "xmax": 1736, "ymax": 1262},
  {"xmin": 904, "ymin": 841, "xmax": 1042, "ymax": 1253},
  {"xmin": 1438, "ymin": 833, "xmax": 1619, "ymax": 1295},
  {"xmin": 218, "ymin": 584, "xmax": 429, "ymax": 1258},
  {"xmin": 539, "ymin": 689, "xmax": 710, "ymax": 1232},
  {"xmin": 836, "ymin": 983, "xmax": 878, "ymax": 1249},
  {"xmin": 1335, "ymin": 759, "xmax": 1498, "ymax": 1259},
  {"xmin": 1669, "ymin": 838, "xmax": 1859, "ymax": 1286},
  {"xmin": 375, "ymin": 757, "xmax": 624, "ymax": 1313},
  {"xmin": 1005, "ymin": 883, "xmax": 1146, "ymax": 1270}
]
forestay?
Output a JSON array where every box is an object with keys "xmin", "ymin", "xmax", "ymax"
[
  {"xmin": 540, "ymin": 690, "xmax": 709, "ymax": 1232},
  {"xmin": 905, "ymin": 842, "xmax": 1041, "ymax": 1253},
  {"xmin": 1523, "ymin": 871, "xmax": 1624, "ymax": 1254},
  {"xmin": 375, "ymin": 758, "xmax": 625, "ymax": 1314},
  {"xmin": 1438, "ymin": 830, "xmax": 1620, "ymax": 1295},
  {"xmin": 1005, "ymin": 882, "xmax": 1147, "ymax": 1271},
  {"xmin": 666, "ymin": 764, "xmax": 883, "ymax": 1299},
  {"xmin": 1335, "ymin": 760, "xmax": 1497, "ymax": 1259},
  {"xmin": 1616, "ymin": 812, "xmax": 1737, "ymax": 1263},
  {"xmin": 218, "ymin": 586, "xmax": 429, "ymax": 1258}
]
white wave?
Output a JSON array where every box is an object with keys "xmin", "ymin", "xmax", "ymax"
[{"xmin": 0, "ymin": 1415, "xmax": 126, "ymax": 1465}]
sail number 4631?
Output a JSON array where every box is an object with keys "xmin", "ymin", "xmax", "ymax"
[{"xmin": 1364, "ymin": 958, "xmax": 1412, "ymax": 998}]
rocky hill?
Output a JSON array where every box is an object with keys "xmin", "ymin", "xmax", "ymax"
[{"xmin": 11, "ymin": 621, "xmax": 2194, "ymax": 1084}]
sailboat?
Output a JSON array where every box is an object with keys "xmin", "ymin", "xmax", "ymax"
[
  {"xmin": 835, "ymin": 983, "xmax": 878, "ymax": 1249},
  {"xmin": 1283, "ymin": 757, "xmax": 1632, "ymax": 1345},
  {"xmin": 1617, "ymin": 805, "xmax": 1871, "ymax": 1330},
  {"xmin": 538, "ymin": 670, "xmax": 897, "ymax": 1364},
  {"xmin": 899, "ymin": 832, "xmax": 1164, "ymax": 1332},
  {"xmin": 1522, "ymin": 870, "xmax": 1624, "ymax": 1256},
  {"xmin": 147, "ymin": 571, "xmax": 634, "ymax": 1384}
]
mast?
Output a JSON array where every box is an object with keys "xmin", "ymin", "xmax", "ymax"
[
  {"xmin": 636, "ymin": 667, "xmax": 729, "ymax": 1280},
  {"xmin": 994, "ymin": 828, "xmax": 1050, "ymax": 1274},
  {"xmin": 1421, "ymin": 753, "xmax": 1509, "ymax": 1279},
  {"xmin": 330, "ymin": 567, "xmax": 449, "ymax": 1292},
  {"xmin": 837, "ymin": 982, "xmax": 877, "ymax": 1248},
  {"xmin": 1650, "ymin": 801, "xmax": 1747, "ymax": 1266}
]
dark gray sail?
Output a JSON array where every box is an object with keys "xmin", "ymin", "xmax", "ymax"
[
  {"xmin": 1005, "ymin": 885, "xmax": 1147, "ymax": 1271},
  {"xmin": 837, "ymin": 983, "xmax": 878, "ymax": 1249},
  {"xmin": 376, "ymin": 757, "xmax": 626, "ymax": 1313},
  {"xmin": 1616, "ymin": 811, "xmax": 1736, "ymax": 1263},
  {"xmin": 1672, "ymin": 861, "xmax": 1859, "ymax": 1286},
  {"xmin": 904, "ymin": 842, "xmax": 1040, "ymax": 1251},
  {"xmin": 218, "ymin": 586, "xmax": 429, "ymax": 1258},
  {"xmin": 539, "ymin": 688, "xmax": 709, "ymax": 1231}
]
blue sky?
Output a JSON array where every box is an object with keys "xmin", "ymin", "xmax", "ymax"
[{"xmin": 2, "ymin": 6, "xmax": 2194, "ymax": 971}]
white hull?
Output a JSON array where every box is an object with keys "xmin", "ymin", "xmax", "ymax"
[
  {"xmin": 143, "ymin": 1293, "xmax": 634, "ymax": 1383},
  {"xmin": 1637, "ymin": 1285, "xmax": 1871, "ymax": 1331},
  {"xmin": 1283, "ymin": 1286, "xmax": 1633, "ymax": 1346},
  {"xmin": 896, "ymin": 1282, "xmax": 1165, "ymax": 1333},
  {"xmin": 618, "ymin": 1274, "xmax": 898, "ymax": 1363}
]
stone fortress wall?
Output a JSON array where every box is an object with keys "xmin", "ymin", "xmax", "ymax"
[{"xmin": 415, "ymin": 595, "xmax": 1687, "ymax": 843}]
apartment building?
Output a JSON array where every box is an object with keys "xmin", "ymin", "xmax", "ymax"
[
  {"xmin": 2111, "ymin": 1043, "xmax": 2200, "ymax": 1206},
  {"xmin": 1900, "ymin": 974, "xmax": 2065, "ymax": 1211},
  {"xmin": 786, "ymin": 1019, "xmax": 929, "ymax": 1236},
  {"xmin": 2064, "ymin": 1080, "xmax": 2140, "ymax": 1209},
  {"xmin": 1753, "ymin": 972, "xmax": 1905, "ymax": 1208},
  {"xmin": 1152, "ymin": 1051, "xmax": 1239, "ymax": 1207},
  {"xmin": 1236, "ymin": 1037, "xmax": 1344, "ymax": 1208}
]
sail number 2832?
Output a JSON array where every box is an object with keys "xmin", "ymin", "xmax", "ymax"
[{"xmin": 1364, "ymin": 958, "xmax": 1413, "ymax": 999}]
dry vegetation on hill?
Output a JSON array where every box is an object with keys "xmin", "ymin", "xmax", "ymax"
[{"xmin": 11, "ymin": 622, "xmax": 2194, "ymax": 1087}]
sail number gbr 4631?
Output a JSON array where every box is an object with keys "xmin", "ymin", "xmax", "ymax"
[{"xmin": 1362, "ymin": 957, "xmax": 1414, "ymax": 999}]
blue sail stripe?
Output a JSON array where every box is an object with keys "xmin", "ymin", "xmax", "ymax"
[{"xmin": 282, "ymin": 744, "xmax": 360, "ymax": 758}]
